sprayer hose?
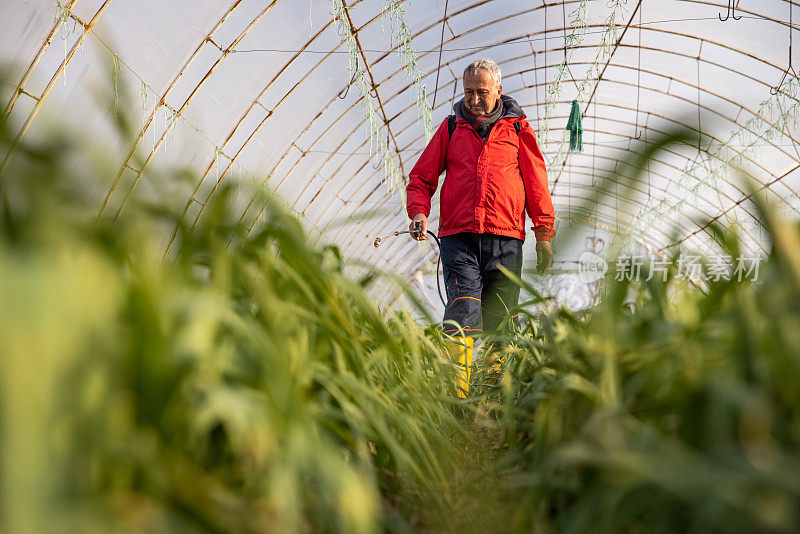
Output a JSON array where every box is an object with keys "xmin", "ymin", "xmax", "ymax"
[{"xmin": 426, "ymin": 230, "xmax": 446, "ymax": 307}]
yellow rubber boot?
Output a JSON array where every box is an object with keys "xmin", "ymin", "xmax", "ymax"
[
  {"xmin": 483, "ymin": 349, "xmax": 505, "ymax": 386},
  {"xmin": 446, "ymin": 336, "xmax": 473, "ymax": 398}
]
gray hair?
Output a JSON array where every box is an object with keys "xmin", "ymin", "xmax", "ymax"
[{"xmin": 463, "ymin": 58, "xmax": 502, "ymax": 87}]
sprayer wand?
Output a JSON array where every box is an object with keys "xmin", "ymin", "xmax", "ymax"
[{"xmin": 372, "ymin": 223, "xmax": 446, "ymax": 306}]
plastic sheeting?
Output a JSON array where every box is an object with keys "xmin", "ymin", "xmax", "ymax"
[{"xmin": 2, "ymin": 1, "xmax": 799, "ymax": 308}]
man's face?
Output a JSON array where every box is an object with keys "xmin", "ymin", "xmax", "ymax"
[{"xmin": 463, "ymin": 69, "xmax": 502, "ymax": 117}]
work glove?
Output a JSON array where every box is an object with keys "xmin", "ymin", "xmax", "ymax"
[
  {"xmin": 536, "ymin": 240, "xmax": 553, "ymax": 274},
  {"xmin": 409, "ymin": 213, "xmax": 428, "ymax": 240}
]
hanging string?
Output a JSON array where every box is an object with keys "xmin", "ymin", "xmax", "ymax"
[
  {"xmin": 337, "ymin": 69, "xmax": 359, "ymax": 99},
  {"xmin": 450, "ymin": 74, "xmax": 457, "ymax": 112},
  {"xmin": 634, "ymin": 4, "xmax": 642, "ymax": 139},
  {"xmin": 776, "ymin": 95, "xmax": 800, "ymax": 160},
  {"xmin": 529, "ymin": 35, "xmax": 541, "ymax": 126},
  {"xmin": 561, "ymin": 0, "xmax": 581, "ymax": 93},
  {"xmin": 544, "ymin": 2, "xmax": 548, "ymax": 119},
  {"xmin": 646, "ymin": 112, "xmax": 651, "ymax": 206},
  {"xmin": 718, "ymin": 0, "xmax": 742, "ymax": 22},
  {"xmin": 112, "ymin": 53, "xmax": 120, "ymax": 123},
  {"xmin": 592, "ymin": 98, "xmax": 597, "ymax": 188},
  {"xmin": 771, "ymin": 0, "xmax": 796, "ymax": 95},
  {"xmin": 697, "ymin": 41, "xmax": 703, "ymax": 158},
  {"xmin": 432, "ymin": 0, "xmax": 449, "ymax": 110}
]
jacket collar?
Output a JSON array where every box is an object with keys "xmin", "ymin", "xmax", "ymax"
[{"xmin": 454, "ymin": 95, "xmax": 525, "ymax": 140}]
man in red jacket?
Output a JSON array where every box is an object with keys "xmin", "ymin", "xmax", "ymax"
[{"xmin": 406, "ymin": 59, "xmax": 555, "ymax": 394}]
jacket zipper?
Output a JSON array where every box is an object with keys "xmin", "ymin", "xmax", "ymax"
[{"xmin": 476, "ymin": 121, "xmax": 501, "ymax": 234}]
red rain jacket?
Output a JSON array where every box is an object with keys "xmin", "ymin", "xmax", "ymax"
[{"xmin": 406, "ymin": 100, "xmax": 555, "ymax": 242}]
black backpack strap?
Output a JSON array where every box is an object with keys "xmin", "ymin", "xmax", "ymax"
[{"xmin": 448, "ymin": 115, "xmax": 522, "ymax": 138}]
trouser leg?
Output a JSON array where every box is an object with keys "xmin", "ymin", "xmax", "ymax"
[
  {"xmin": 480, "ymin": 235, "xmax": 523, "ymax": 334},
  {"xmin": 440, "ymin": 234, "xmax": 482, "ymax": 337},
  {"xmin": 440, "ymin": 234, "xmax": 482, "ymax": 397},
  {"xmin": 479, "ymin": 235, "xmax": 523, "ymax": 385}
]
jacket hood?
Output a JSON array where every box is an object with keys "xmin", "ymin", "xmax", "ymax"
[{"xmin": 498, "ymin": 94, "xmax": 525, "ymax": 119}]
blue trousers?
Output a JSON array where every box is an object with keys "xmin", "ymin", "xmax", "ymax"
[{"xmin": 440, "ymin": 233, "xmax": 523, "ymax": 337}]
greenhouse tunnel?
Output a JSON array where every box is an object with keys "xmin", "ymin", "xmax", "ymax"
[
  {"xmin": 3, "ymin": 0, "xmax": 799, "ymax": 312},
  {"xmin": 5, "ymin": 2, "xmax": 800, "ymax": 533}
]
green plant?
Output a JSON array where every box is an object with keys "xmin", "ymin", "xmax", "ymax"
[
  {"xmin": 493, "ymin": 134, "xmax": 800, "ymax": 534},
  {"xmin": 0, "ymin": 93, "xmax": 468, "ymax": 532}
]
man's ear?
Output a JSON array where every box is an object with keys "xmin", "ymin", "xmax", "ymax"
[{"xmin": 497, "ymin": 84, "xmax": 503, "ymax": 95}]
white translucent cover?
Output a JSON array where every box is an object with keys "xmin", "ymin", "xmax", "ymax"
[{"xmin": 2, "ymin": 1, "xmax": 798, "ymax": 308}]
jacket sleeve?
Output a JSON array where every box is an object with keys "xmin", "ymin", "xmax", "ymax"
[
  {"xmin": 517, "ymin": 119, "xmax": 556, "ymax": 241},
  {"xmin": 406, "ymin": 118, "xmax": 450, "ymax": 219}
]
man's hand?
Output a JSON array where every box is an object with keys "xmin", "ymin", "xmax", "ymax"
[
  {"xmin": 410, "ymin": 213, "xmax": 428, "ymax": 240},
  {"xmin": 536, "ymin": 240, "xmax": 553, "ymax": 274}
]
